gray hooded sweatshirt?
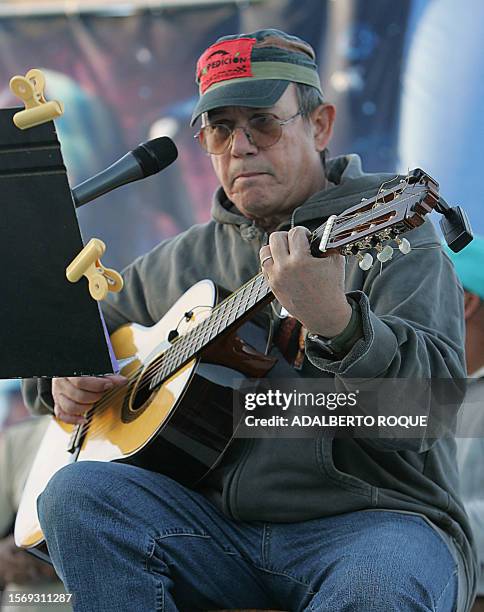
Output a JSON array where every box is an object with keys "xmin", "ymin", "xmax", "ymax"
[{"xmin": 23, "ymin": 154, "xmax": 476, "ymax": 610}]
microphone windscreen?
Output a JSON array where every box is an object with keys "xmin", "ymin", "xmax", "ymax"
[{"xmin": 133, "ymin": 137, "xmax": 178, "ymax": 177}]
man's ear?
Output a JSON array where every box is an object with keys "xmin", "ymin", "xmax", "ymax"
[
  {"xmin": 311, "ymin": 103, "xmax": 336, "ymax": 152},
  {"xmin": 464, "ymin": 290, "xmax": 481, "ymax": 320}
]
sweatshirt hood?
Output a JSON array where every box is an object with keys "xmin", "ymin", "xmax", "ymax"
[{"xmin": 210, "ymin": 154, "xmax": 402, "ymax": 233}]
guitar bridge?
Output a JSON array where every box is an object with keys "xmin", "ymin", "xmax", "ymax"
[{"xmin": 67, "ymin": 423, "xmax": 85, "ymax": 455}]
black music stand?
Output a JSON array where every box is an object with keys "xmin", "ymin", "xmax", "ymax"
[{"xmin": 0, "ymin": 107, "xmax": 116, "ymax": 378}]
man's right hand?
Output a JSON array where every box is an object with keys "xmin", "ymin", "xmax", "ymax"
[{"xmin": 51, "ymin": 375, "xmax": 128, "ymax": 425}]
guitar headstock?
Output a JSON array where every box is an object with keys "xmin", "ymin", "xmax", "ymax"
[{"xmin": 310, "ymin": 169, "xmax": 440, "ymax": 269}]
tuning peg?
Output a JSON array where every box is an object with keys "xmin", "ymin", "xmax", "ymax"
[
  {"xmin": 357, "ymin": 252, "xmax": 373, "ymax": 270},
  {"xmin": 376, "ymin": 244, "xmax": 394, "ymax": 262},
  {"xmin": 395, "ymin": 237, "xmax": 411, "ymax": 254}
]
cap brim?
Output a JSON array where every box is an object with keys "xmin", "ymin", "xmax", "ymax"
[{"xmin": 190, "ymin": 79, "xmax": 290, "ymax": 126}]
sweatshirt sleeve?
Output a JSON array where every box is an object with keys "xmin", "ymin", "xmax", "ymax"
[
  {"xmin": 21, "ymin": 378, "xmax": 55, "ymax": 415},
  {"xmin": 305, "ymin": 221, "xmax": 466, "ymax": 452}
]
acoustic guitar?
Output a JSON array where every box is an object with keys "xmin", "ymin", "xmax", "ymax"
[{"xmin": 15, "ymin": 169, "xmax": 440, "ymax": 559}]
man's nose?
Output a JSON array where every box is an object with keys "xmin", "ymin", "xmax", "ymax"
[{"xmin": 230, "ymin": 126, "xmax": 258, "ymax": 155}]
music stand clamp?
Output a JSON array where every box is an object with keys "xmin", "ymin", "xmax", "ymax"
[
  {"xmin": 10, "ymin": 68, "xmax": 64, "ymax": 129},
  {"xmin": 66, "ymin": 238, "xmax": 124, "ymax": 301}
]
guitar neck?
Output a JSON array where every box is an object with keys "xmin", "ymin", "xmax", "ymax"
[{"xmin": 149, "ymin": 272, "xmax": 273, "ymax": 390}]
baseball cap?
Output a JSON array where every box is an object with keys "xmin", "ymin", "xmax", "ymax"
[
  {"xmin": 190, "ymin": 28, "xmax": 323, "ymax": 126},
  {"xmin": 445, "ymin": 235, "xmax": 484, "ymax": 300}
]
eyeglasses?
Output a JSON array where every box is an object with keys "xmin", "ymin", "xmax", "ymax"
[{"xmin": 194, "ymin": 111, "xmax": 302, "ymax": 155}]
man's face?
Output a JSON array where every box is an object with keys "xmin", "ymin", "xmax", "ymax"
[{"xmin": 206, "ymin": 84, "xmax": 333, "ymax": 227}]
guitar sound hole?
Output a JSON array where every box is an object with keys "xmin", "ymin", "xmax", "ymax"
[{"xmin": 121, "ymin": 375, "xmax": 154, "ymax": 423}]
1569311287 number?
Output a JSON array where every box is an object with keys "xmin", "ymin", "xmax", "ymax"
[{"xmin": 5, "ymin": 592, "xmax": 73, "ymax": 605}]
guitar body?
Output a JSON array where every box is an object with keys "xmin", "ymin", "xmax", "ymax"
[{"xmin": 15, "ymin": 279, "xmax": 275, "ymax": 553}]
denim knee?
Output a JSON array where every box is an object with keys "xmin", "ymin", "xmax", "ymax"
[
  {"xmin": 38, "ymin": 461, "xmax": 108, "ymax": 531},
  {"xmin": 308, "ymin": 547, "xmax": 457, "ymax": 612}
]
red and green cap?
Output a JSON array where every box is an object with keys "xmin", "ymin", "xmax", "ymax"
[{"xmin": 190, "ymin": 28, "xmax": 323, "ymax": 126}]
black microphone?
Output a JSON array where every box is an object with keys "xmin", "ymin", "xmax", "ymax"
[{"xmin": 72, "ymin": 137, "xmax": 178, "ymax": 208}]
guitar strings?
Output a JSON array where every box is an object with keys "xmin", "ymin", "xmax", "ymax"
[
  {"xmin": 147, "ymin": 275, "xmax": 267, "ymax": 383},
  {"xmin": 79, "ymin": 275, "xmax": 271, "ymax": 436},
  {"xmin": 77, "ymin": 289, "xmax": 248, "ymax": 428},
  {"xmin": 79, "ymin": 299, "xmax": 265, "ymax": 439},
  {"xmin": 310, "ymin": 191, "xmax": 407, "ymax": 245},
  {"xmin": 131, "ymin": 273, "xmax": 266, "ymax": 383},
  {"xmin": 83, "ymin": 285, "xmax": 257, "ymax": 418},
  {"xmin": 321, "ymin": 175, "xmax": 405, "ymax": 233},
  {"xmin": 310, "ymin": 187, "xmax": 428, "ymax": 249},
  {"xmin": 132, "ymin": 273, "xmax": 268, "ymax": 386},
  {"xmin": 324, "ymin": 186, "xmax": 427, "ymax": 236}
]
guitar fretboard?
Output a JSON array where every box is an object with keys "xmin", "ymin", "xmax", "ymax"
[{"xmin": 148, "ymin": 271, "xmax": 272, "ymax": 390}]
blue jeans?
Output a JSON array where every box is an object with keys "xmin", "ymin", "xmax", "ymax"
[{"xmin": 38, "ymin": 461, "xmax": 458, "ymax": 611}]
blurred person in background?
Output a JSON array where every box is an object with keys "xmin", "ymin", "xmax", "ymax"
[
  {"xmin": 448, "ymin": 237, "xmax": 484, "ymax": 612},
  {"xmin": 0, "ymin": 385, "xmax": 29, "ymax": 431},
  {"xmin": 0, "ymin": 415, "xmax": 71, "ymax": 612}
]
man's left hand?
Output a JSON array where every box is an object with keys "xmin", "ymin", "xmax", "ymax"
[{"xmin": 260, "ymin": 226, "xmax": 352, "ymax": 337}]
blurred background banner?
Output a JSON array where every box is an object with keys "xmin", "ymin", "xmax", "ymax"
[{"xmin": 0, "ymin": 0, "xmax": 483, "ymax": 420}]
